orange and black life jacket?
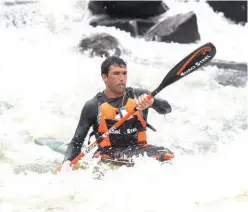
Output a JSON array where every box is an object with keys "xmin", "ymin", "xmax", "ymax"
[
  {"xmin": 97, "ymin": 98, "xmax": 147, "ymax": 148},
  {"xmin": 87, "ymin": 88, "xmax": 150, "ymax": 148}
]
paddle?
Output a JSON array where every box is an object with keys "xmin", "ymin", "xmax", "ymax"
[{"xmin": 55, "ymin": 42, "xmax": 216, "ymax": 174}]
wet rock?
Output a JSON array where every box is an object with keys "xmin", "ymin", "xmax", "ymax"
[
  {"xmin": 144, "ymin": 11, "xmax": 200, "ymax": 44},
  {"xmin": 89, "ymin": 11, "xmax": 201, "ymax": 44},
  {"xmin": 214, "ymin": 68, "xmax": 247, "ymax": 88},
  {"xmin": 87, "ymin": 2, "xmax": 200, "ymax": 44},
  {"xmin": 136, "ymin": 19, "xmax": 158, "ymax": 36},
  {"xmin": 89, "ymin": 17, "xmax": 137, "ymax": 37},
  {"xmin": 204, "ymin": 59, "xmax": 247, "ymax": 87},
  {"xmin": 78, "ymin": 33, "xmax": 122, "ymax": 57},
  {"xmin": 88, "ymin": 1, "xmax": 169, "ymax": 18},
  {"xmin": 87, "ymin": 0, "xmax": 169, "ymax": 39},
  {"xmin": 3, "ymin": 1, "xmax": 36, "ymax": 6},
  {"xmin": 206, "ymin": 0, "xmax": 247, "ymax": 24},
  {"xmin": 89, "ymin": 16, "xmax": 156, "ymax": 37},
  {"xmin": 208, "ymin": 59, "xmax": 247, "ymax": 72}
]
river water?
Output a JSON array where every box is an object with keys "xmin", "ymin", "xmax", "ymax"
[{"xmin": 0, "ymin": 0, "xmax": 247, "ymax": 211}]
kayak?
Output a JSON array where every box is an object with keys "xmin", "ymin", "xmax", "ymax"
[
  {"xmin": 34, "ymin": 137, "xmax": 135, "ymax": 171},
  {"xmin": 34, "ymin": 137, "xmax": 173, "ymax": 173}
]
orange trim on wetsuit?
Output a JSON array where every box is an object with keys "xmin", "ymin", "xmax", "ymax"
[{"xmin": 97, "ymin": 98, "xmax": 147, "ymax": 148}]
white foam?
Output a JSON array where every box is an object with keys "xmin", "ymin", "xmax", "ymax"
[{"xmin": 0, "ymin": 0, "xmax": 247, "ymax": 211}]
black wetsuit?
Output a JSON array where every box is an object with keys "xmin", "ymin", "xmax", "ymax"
[{"xmin": 63, "ymin": 87, "xmax": 173, "ymax": 164}]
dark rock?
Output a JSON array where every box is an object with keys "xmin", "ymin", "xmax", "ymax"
[
  {"xmin": 89, "ymin": 11, "xmax": 200, "ymax": 44},
  {"xmin": 136, "ymin": 19, "xmax": 157, "ymax": 36},
  {"xmin": 88, "ymin": 1, "xmax": 106, "ymax": 15},
  {"xmin": 205, "ymin": 59, "xmax": 247, "ymax": 87},
  {"xmin": 214, "ymin": 69, "xmax": 247, "ymax": 88},
  {"xmin": 89, "ymin": 17, "xmax": 138, "ymax": 37},
  {"xmin": 144, "ymin": 11, "xmax": 200, "ymax": 44},
  {"xmin": 78, "ymin": 33, "xmax": 122, "ymax": 58},
  {"xmin": 208, "ymin": 59, "xmax": 247, "ymax": 72},
  {"xmin": 3, "ymin": 1, "xmax": 36, "ymax": 6},
  {"xmin": 206, "ymin": 1, "xmax": 247, "ymax": 24},
  {"xmin": 89, "ymin": 16, "xmax": 156, "ymax": 37},
  {"xmin": 87, "ymin": 2, "xmax": 201, "ymax": 44},
  {"xmin": 88, "ymin": 1, "xmax": 169, "ymax": 19}
]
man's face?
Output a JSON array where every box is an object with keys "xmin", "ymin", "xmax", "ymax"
[{"xmin": 102, "ymin": 64, "xmax": 127, "ymax": 95}]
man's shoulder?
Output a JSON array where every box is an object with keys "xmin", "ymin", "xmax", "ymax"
[{"xmin": 84, "ymin": 92, "xmax": 102, "ymax": 108}]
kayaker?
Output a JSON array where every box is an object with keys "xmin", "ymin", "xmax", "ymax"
[{"xmin": 61, "ymin": 56, "xmax": 174, "ymax": 171}]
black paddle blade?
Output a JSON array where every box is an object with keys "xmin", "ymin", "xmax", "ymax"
[{"xmin": 151, "ymin": 42, "xmax": 216, "ymax": 97}]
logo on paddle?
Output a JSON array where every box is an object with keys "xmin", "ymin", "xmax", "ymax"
[
  {"xmin": 177, "ymin": 45, "xmax": 213, "ymax": 76},
  {"xmin": 180, "ymin": 54, "xmax": 212, "ymax": 76}
]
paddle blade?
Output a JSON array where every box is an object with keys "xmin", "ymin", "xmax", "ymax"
[{"xmin": 151, "ymin": 42, "xmax": 216, "ymax": 97}]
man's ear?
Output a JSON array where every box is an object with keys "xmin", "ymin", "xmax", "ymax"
[{"xmin": 101, "ymin": 74, "xmax": 107, "ymax": 84}]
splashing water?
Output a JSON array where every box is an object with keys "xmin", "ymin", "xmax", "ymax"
[{"xmin": 0, "ymin": 0, "xmax": 247, "ymax": 211}]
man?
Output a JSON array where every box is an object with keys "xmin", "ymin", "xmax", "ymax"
[{"xmin": 61, "ymin": 56, "xmax": 174, "ymax": 171}]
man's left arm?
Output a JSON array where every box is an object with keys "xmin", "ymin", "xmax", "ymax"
[{"xmin": 151, "ymin": 96, "xmax": 172, "ymax": 114}]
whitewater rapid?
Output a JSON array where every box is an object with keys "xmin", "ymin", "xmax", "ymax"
[{"xmin": 0, "ymin": 0, "xmax": 247, "ymax": 211}]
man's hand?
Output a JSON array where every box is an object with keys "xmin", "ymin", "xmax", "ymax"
[{"xmin": 135, "ymin": 94, "xmax": 154, "ymax": 110}]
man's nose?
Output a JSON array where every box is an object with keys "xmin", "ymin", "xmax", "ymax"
[{"xmin": 119, "ymin": 73, "xmax": 125, "ymax": 80}]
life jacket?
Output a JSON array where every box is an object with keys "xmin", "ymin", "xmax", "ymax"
[
  {"xmin": 89, "ymin": 88, "xmax": 147, "ymax": 148},
  {"xmin": 97, "ymin": 98, "xmax": 147, "ymax": 148}
]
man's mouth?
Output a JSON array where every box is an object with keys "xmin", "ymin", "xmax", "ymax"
[{"xmin": 117, "ymin": 84, "xmax": 125, "ymax": 88}]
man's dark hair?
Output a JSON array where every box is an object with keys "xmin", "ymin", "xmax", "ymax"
[{"xmin": 101, "ymin": 56, "xmax": 126, "ymax": 76}]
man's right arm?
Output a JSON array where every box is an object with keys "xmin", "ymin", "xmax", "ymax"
[
  {"xmin": 133, "ymin": 88, "xmax": 172, "ymax": 115},
  {"xmin": 63, "ymin": 99, "xmax": 97, "ymax": 163}
]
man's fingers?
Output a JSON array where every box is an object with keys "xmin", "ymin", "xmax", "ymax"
[
  {"xmin": 135, "ymin": 94, "xmax": 153, "ymax": 110},
  {"xmin": 140, "ymin": 95, "xmax": 147, "ymax": 107}
]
